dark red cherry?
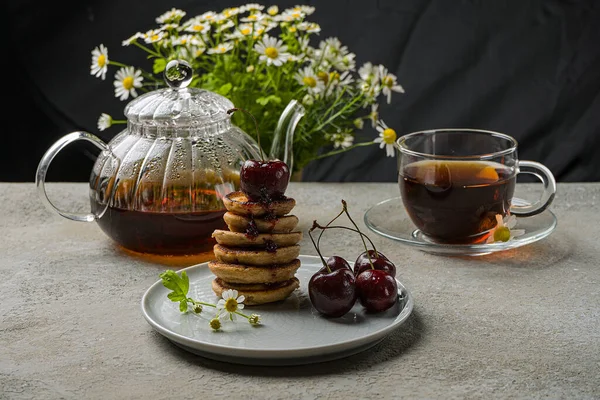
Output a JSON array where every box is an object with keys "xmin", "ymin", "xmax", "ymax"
[
  {"xmin": 354, "ymin": 250, "xmax": 396, "ymax": 277},
  {"xmin": 308, "ymin": 256, "xmax": 357, "ymax": 318},
  {"xmin": 355, "ymin": 269, "xmax": 398, "ymax": 313},
  {"xmin": 240, "ymin": 159, "xmax": 290, "ymax": 203}
]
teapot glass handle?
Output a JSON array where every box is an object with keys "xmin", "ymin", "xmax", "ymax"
[
  {"xmin": 35, "ymin": 131, "xmax": 108, "ymax": 222},
  {"xmin": 510, "ymin": 160, "xmax": 557, "ymax": 217}
]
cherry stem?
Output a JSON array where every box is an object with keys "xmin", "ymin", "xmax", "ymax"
[
  {"xmin": 316, "ymin": 207, "xmax": 345, "ymax": 250},
  {"xmin": 340, "ymin": 200, "xmax": 377, "ymax": 270},
  {"xmin": 312, "ymin": 222, "xmax": 379, "ymax": 264},
  {"xmin": 308, "ymin": 222, "xmax": 330, "ymax": 272},
  {"xmin": 227, "ymin": 107, "xmax": 264, "ymax": 161}
]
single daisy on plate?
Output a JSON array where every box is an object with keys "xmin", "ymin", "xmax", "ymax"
[
  {"xmin": 375, "ymin": 120, "xmax": 398, "ymax": 157},
  {"xmin": 379, "ymin": 66, "xmax": 405, "ymax": 104},
  {"xmin": 216, "ymin": 289, "xmax": 245, "ymax": 321},
  {"xmin": 486, "ymin": 214, "xmax": 525, "ymax": 243},
  {"xmin": 254, "ymin": 35, "xmax": 289, "ymax": 66},
  {"xmin": 90, "ymin": 44, "xmax": 109, "ymax": 80},
  {"xmin": 207, "ymin": 42, "xmax": 234, "ymax": 54},
  {"xmin": 113, "ymin": 66, "xmax": 143, "ymax": 101}
]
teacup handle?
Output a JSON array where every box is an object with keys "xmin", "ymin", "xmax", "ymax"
[
  {"xmin": 36, "ymin": 131, "xmax": 108, "ymax": 222},
  {"xmin": 511, "ymin": 160, "xmax": 557, "ymax": 217}
]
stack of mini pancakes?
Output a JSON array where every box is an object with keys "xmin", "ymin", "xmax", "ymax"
[{"xmin": 209, "ymin": 191, "xmax": 302, "ymax": 305}]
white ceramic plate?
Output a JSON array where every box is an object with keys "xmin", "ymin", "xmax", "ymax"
[
  {"xmin": 364, "ymin": 197, "xmax": 557, "ymax": 256},
  {"xmin": 141, "ymin": 255, "xmax": 414, "ymax": 366}
]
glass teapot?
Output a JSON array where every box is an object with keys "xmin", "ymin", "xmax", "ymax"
[{"xmin": 36, "ymin": 60, "xmax": 305, "ymax": 255}]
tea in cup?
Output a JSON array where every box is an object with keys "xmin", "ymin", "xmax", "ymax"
[{"xmin": 397, "ymin": 129, "xmax": 556, "ymax": 244}]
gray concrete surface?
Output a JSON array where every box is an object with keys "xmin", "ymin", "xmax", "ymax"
[{"xmin": 1, "ymin": 182, "xmax": 598, "ymax": 399}]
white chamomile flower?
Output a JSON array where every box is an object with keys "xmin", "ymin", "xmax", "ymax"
[
  {"xmin": 221, "ymin": 7, "xmax": 242, "ymax": 18},
  {"xmin": 267, "ymin": 5, "xmax": 279, "ymax": 15},
  {"xmin": 241, "ymin": 12, "xmax": 266, "ymax": 23},
  {"xmin": 486, "ymin": 214, "xmax": 525, "ymax": 243},
  {"xmin": 183, "ymin": 18, "xmax": 210, "ymax": 34},
  {"xmin": 143, "ymin": 29, "xmax": 167, "ymax": 44},
  {"xmin": 156, "ymin": 8, "xmax": 186, "ymax": 24},
  {"xmin": 374, "ymin": 120, "xmax": 398, "ymax": 157},
  {"xmin": 368, "ymin": 103, "xmax": 379, "ymax": 128},
  {"xmin": 294, "ymin": 66, "xmax": 324, "ymax": 94},
  {"xmin": 277, "ymin": 9, "xmax": 305, "ymax": 22},
  {"xmin": 358, "ymin": 62, "xmax": 380, "ymax": 83},
  {"xmin": 332, "ymin": 52, "xmax": 356, "ymax": 71},
  {"xmin": 199, "ymin": 11, "xmax": 218, "ymax": 22},
  {"xmin": 332, "ymin": 133, "xmax": 354, "ymax": 149},
  {"xmin": 353, "ymin": 118, "xmax": 364, "ymax": 130},
  {"xmin": 302, "ymin": 94, "xmax": 314, "ymax": 106},
  {"xmin": 113, "ymin": 66, "xmax": 143, "ymax": 101},
  {"xmin": 254, "ymin": 35, "xmax": 290, "ymax": 66},
  {"xmin": 172, "ymin": 34, "xmax": 201, "ymax": 47},
  {"xmin": 216, "ymin": 289, "xmax": 245, "ymax": 321},
  {"xmin": 292, "ymin": 5, "xmax": 316, "ymax": 15},
  {"xmin": 189, "ymin": 45, "xmax": 206, "ymax": 58},
  {"xmin": 90, "ymin": 44, "xmax": 109, "ymax": 80},
  {"xmin": 97, "ymin": 113, "xmax": 112, "ymax": 131},
  {"xmin": 207, "ymin": 42, "xmax": 234, "ymax": 54},
  {"xmin": 379, "ymin": 66, "xmax": 405, "ymax": 104},
  {"xmin": 160, "ymin": 23, "xmax": 179, "ymax": 31},
  {"xmin": 243, "ymin": 3, "xmax": 265, "ymax": 12},
  {"xmin": 297, "ymin": 22, "xmax": 321, "ymax": 33},
  {"xmin": 226, "ymin": 24, "xmax": 254, "ymax": 40},
  {"xmin": 217, "ymin": 20, "xmax": 235, "ymax": 32},
  {"xmin": 122, "ymin": 32, "xmax": 142, "ymax": 47}
]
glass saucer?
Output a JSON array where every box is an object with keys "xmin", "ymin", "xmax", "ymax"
[{"xmin": 364, "ymin": 197, "xmax": 557, "ymax": 256}]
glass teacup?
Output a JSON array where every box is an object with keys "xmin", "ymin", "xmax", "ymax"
[{"xmin": 397, "ymin": 129, "xmax": 556, "ymax": 244}]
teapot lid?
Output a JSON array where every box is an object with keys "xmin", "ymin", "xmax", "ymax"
[{"xmin": 124, "ymin": 60, "xmax": 234, "ymax": 127}]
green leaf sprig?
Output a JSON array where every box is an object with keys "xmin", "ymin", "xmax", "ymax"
[{"xmin": 159, "ymin": 270, "xmax": 261, "ymax": 331}]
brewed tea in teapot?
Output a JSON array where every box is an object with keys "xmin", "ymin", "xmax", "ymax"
[{"xmin": 36, "ymin": 60, "xmax": 305, "ymax": 255}]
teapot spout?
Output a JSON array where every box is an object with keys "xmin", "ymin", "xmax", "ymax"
[{"xmin": 269, "ymin": 99, "xmax": 305, "ymax": 172}]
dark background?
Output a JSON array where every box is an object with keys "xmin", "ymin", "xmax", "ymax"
[{"xmin": 4, "ymin": 0, "xmax": 600, "ymax": 183}]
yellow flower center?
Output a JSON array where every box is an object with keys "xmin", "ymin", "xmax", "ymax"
[
  {"xmin": 303, "ymin": 76, "xmax": 317, "ymax": 88},
  {"xmin": 289, "ymin": 26, "xmax": 297, "ymax": 33},
  {"xmin": 97, "ymin": 54, "xmax": 106, "ymax": 68},
  {"xmin": 268, "ymin": 6, "xmax": 278, "ymax": 15},
  {"xmin": 122, "ymin": 76, "xmax": 134, "ymax": 90},
  {"xmin": 383, "ymin": 76, "xmax": 394, "ymax": 87},
  {"xmin": 317, "ymin": 71, "xmax": 329, "ymax": 84},
  {"xmin": 265, "ymin": 47, "xmax": 279, "ymax": 59},
  {"xmin": 382, "ymin": 128, "xmax": 397, "ymax": 144},
  {"xmin": 193, "ymin": 25, "xmax": 205, "ymax": 32},
  {"xmin": 247, "ymin": 14, "xmax": 258, "ymax": 21},
  {"xmin": 329, "ymin": 71, "xmax": 340, "ymax": 81},
  {"xmin": 151, "ymin": 34, "xmax": 160, "ymax": 41},
  {"xmin": 225, "ymin": 298, "xmax": 238, "ymax": 312},
  {"xmin": 494, "ymin": 226, "xmax": 511, "ymax": 242},
  {"xmin": 241, "ymin": 27, "xmax": 251, "ymax": 35}
]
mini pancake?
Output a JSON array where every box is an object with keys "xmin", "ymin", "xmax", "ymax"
[
  {"xmin": 223, "ymin": 191, "xmax": 296, "ymax": 217},
  {"xmin": 208, "ymin": 259, "xmax": 301, "ymax": 284},
  {"xmin": 212, "ymin": 277, "xmax": 300, "ymax": 305},
  {"xmin": 212, "ymin": 229, "xmax": 302, "ymax": 248},
  {"xmin": 223, "ymin": 212, "xmax": 299, "ymax": 233},
  {"xmin": 213, "ymin": 244, "xmax": 301, "ymax": 266}
]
